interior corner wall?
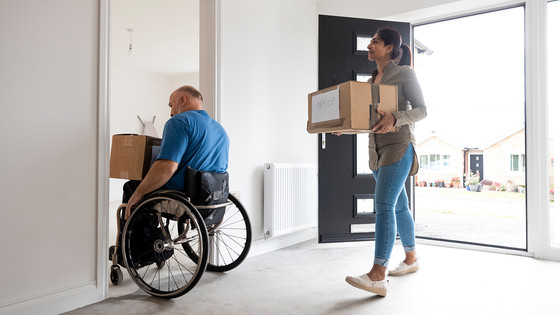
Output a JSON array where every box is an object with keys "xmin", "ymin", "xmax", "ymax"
[
  {"xmin": 110, "ymin": 66, "xmax": 174, "ymax": 138},
  {"xmin": 199, "ymin": 0, "xmax": 217, "ymax": 119},
  {"xmin": 220, "ymin": 0, "xmax": 318, "ymax": 240},
  {"xmin": 0, "ymin": 0, "xmax": 102, "ymax": 313}
]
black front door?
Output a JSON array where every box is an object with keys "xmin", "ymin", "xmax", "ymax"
[
  {"xmin": 470, "ymin": 154, "xmax": 484, "ymax": 180},
  {"xmin": 318, "ymin": 15, "xmax": 411, "ymax": 243}
]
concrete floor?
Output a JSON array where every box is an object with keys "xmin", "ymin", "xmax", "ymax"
[{"xmin": 66, "ymin": 239, "xmax": 560, "ymax": 315}]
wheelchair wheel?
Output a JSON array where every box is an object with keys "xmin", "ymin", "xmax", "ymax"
[
  {"xmin": 110, "ymin": 265, "xmax": 123, "ymax": 286},
  {"xmin": 181, "ymin": 194, "xmax": 252, "ymax": 272},
  {"xmin": 122, "ymin": 192, "xmax": 209, "ymax": 298}
]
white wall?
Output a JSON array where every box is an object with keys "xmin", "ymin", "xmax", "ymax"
[
  {"xmin": 171, "ymin": 72, "xmax": 200, "ymax": 92},
  {"xmin": 110, "ymin": 65, "xmax": 174, "ymax": 137},
  {"xmin": 220, "ymin": 0, "xmax": 319, "ymax": 240},
  {"xmin": 0, "ymin": 0, "xmax": 102, "ymax": 313}
]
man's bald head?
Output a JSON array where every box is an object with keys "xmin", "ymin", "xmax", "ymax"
[{"xmin": 169, "ymin": 86, "xmax": 203, "ymax": 116}]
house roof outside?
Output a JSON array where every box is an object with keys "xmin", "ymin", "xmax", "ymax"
[
  {"xmin": 417, "ymin": 125, "xmax": 525, "ymax": 152},
  {"xmin": 417, "ymin": 130, "xmax": 465, "ymax": 150},
  {"xmin": 482, "ymin": 124, "xmax": 525, "ymax": 150}
]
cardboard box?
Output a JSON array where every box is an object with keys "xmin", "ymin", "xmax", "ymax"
[
  {"xmin": 307, "ymin": 81, "xmax": 399, "ymax": 134},
  {"xmin": 110, "ymin": 134, "xmax": 161, "ymax": 180}
]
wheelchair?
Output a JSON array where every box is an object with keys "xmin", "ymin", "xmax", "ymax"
[{"xmin": 108, "ymin": 170, "xmax": 252, "ymax": 299}]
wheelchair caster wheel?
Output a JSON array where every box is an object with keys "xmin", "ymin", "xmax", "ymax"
[
  {"xmin": 156, "ymin": 260, "xmax": 165, "ymax": 269},
  {"xmin": 110, "ymin": 265, "xmax": 123, "ymax": 286}
]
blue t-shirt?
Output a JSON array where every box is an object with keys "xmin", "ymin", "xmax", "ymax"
[{"xmin": 157, "ymin": 110, "xmax": 229, "ymax": 191}]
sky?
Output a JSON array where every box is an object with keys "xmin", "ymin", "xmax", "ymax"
[{"xmin": 413, "ymin": 7, "xmax": 527, "ymax": 149}]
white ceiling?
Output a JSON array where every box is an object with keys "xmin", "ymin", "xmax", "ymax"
[
  {"xmin": 317, "ymin": 0, "xmax": 460, "ymax": 20},
  {"xmin": 109, "ymin": 0, "xmax": 501, "ymax": 75},
  {"xmin": 110, "ymin": 0, "xmax": 199, "ymax": 75}
]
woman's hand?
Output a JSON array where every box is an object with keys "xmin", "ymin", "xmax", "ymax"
[{"xmin": 372, "ymin": 109, "xmax": 396, "ymax": 133}]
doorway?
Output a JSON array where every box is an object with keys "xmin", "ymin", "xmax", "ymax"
[
  {"xmin": 548, "ymin": 0, "xmax": 560, "ymax": 253},
  {"xmin": 108, "ymin": 0, "xmax": 200, "ymax": 294},
  {"xmin": 412, "ymin": 6, "xmax": 527, "ymax": 249},
  {"xmin": 317, "ymin": 15, "xmax": 411, "ymax": 243}
]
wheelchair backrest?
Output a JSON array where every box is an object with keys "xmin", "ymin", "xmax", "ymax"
[{"xmin": 184, "ymin": 167, "xmax": 229, "ymax": 206}]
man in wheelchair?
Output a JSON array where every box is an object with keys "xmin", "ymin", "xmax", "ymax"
[
  {"xmin": 110, "ymin": 86, "xmax": 251, "ymax": 296},
  {"xmin": 113, "ymin": 85, "xmax": 229, "ymax": 271},
  {"xmin": 123, "ymin": 85, "xmax": 229, "ymax": 220}
]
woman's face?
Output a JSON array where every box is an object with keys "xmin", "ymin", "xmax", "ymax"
[{"xmin": 367, "ymin": 34, "xmax": 391, "ymax": 62}]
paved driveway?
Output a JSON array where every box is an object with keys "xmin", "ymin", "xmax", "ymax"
[{"xmin": 413, "ymin": 187, "xmax": 527, "ymax": 248}]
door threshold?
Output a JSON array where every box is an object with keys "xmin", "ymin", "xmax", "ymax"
[{"xmin": 416, "ymin": 238, "xmax": 533, "ymax": 257}]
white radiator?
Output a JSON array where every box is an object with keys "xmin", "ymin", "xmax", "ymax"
[{"xmin": 264, "ymin": 163, "xmax": 318, "ymax": 239}]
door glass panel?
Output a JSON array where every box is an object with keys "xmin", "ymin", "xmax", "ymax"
[
  {"xmin": 355, "ymin": 35, "xmax": 372, "ymax": 53},
  {"xmin": 351, "ymin": 223, "xmax": 375, "ymax": 233},
  {"xmin": 356, "ymin": 134, "xmax": 370, "ymax": 174},
  {"xmin": 413, "ymin": 7, "xmax": 526, "ymax": 248},
  {"xmin": 548, "ymin": 0, "xmax": 559, "ymax": 248},
  {"xmin": 355, "ymin": 73, "xmax": 372, "ymax": 82},
  {"xmin": 355, "ymin": 71, "xmax": 371, "ymax": 175},
  {"xmin": 356, "ymin": 198, "xmax": 374, "ymax": 215}
]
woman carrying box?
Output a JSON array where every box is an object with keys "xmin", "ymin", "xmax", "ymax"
[{"xmin": 344, "ymin": 27, "xmax": 427, "ymax": 296}]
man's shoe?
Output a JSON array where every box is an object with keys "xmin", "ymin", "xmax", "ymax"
[
  {"xmin": 345, "ymin": 274, "xmax": 388, "ymax": 296},
  {"xmin": 388, "ymin": 260, "xmax": 419, "ymax": 276}
]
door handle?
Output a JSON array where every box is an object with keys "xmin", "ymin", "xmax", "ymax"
[{"xmin": 322, "ymin": 133, "xmax": 326, "ymax": 149}]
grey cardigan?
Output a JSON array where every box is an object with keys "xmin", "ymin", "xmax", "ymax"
[{"xmin": 367, "ymin": 61, "xmax": 427, "ymax": 175}]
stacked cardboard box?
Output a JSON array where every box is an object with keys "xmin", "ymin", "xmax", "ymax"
[{"xmin": 110, "ymin": 134, "xmax": 161, "ymax": 180}]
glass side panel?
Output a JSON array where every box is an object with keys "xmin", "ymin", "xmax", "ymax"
[
  {"xmin": 548, "ymin": 0, "xmax": 559, "ymax": 248},
  {"xmin": 413, "ymin": 7, "xmax": 526, "ymax": 248}
]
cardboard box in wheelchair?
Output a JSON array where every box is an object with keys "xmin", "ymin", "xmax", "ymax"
[
  {"xmin": 307, "ymin": 81, "xmax": 399, "ymax": 134},
  {"xmin": 110, "ymin": 134, "xmax": 161, "ymax": 180}
]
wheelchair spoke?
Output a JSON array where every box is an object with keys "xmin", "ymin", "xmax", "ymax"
[
  {"xmin": 170, "ymin": 253, "xmax": 194, "ymax": 278},
  {"xmin": 175, "ymin": 246, "xmax": 201, "ymax": 264},
  {"xmin": 214, "ymin": 234, "xmax": 228, "ymax": 264},
  {"xmin": 217, "ymin": 233, "xmax": 246, "ymax": 241},
  {"xmin": 171, "ymin": 253, "xmax": 196, "ymax": 276},
  {"xmin": 218, "ymin": 209, "xmax": 238, "ymax": 227},
  {"xmin": 217, "ymin": 218, "xmax": 245, "ymax": 229},
  {"xmin": 141, "ymin": 264, "xmax": 151, "ymax": 279},
  {"xmin": 216, "ymin": 232, "xmax": 237, "ymax": 262},
  {"xmin": 148, "ymin": 265, "xmax": 159, "ymax": 288},
  {"xmin": 217, "ymin": 231, "xmax": 242, "ymax": 257},
  {"xmin": 167, "ymin": 262, "xmax": 177, "ymax": 291}
]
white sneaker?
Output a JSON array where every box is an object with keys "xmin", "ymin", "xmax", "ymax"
[
  {"xmin": 345, "ymin": 274, "xmax": 388, "ymax": 296},
  {"xmin": 388, "ymin": 260, "xmax": 419, "ymax": 276}
]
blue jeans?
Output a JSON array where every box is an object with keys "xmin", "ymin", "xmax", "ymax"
[{"xmin": 372, "ymin": 143, "xmax": 416, "ymax": 268}]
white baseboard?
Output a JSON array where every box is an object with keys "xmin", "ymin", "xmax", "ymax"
[
  {"xmin": 248, "ymin": 228, "xmax": 317, "ymax": 258},
  {"xmin": 0, "ymin": 281, "xmax": 103, "ymax": 315}
]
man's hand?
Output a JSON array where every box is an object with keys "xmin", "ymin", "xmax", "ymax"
[
  {"xmin": 372, "ymin": 109, "xmax": 396, "ymax": 134},
  {"xmin": 123, "ymin": 159, "xmax": 179, "ymax": 220},
  {"xmin": 124, "ymin": 192, "xmax": 143, "ymax": 220}
]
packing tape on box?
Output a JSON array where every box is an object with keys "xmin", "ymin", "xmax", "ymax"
[{"xmin": 369, "ymin": 84, "xmax": 380, "ymax": 129}]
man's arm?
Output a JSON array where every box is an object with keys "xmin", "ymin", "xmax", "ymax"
[{"xmin": 124, "ymin": 159, "xmax": 179, "ymax": 219}]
